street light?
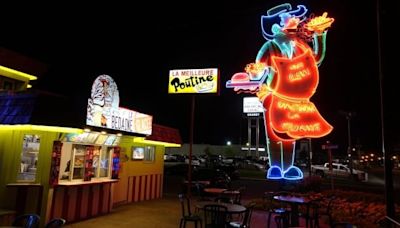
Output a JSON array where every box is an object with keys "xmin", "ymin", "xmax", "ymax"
[{"xmin": 226, "ymin": 141, "xmax": 232, "ymax": 146}]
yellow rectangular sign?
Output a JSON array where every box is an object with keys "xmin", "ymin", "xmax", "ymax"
[{"xmin": 168, "ymin": 68, "xmax": 219, "ymax": 94}]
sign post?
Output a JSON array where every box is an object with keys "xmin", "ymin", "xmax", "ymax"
[
  {"xmin": 168, "ymin": 68, "xmax": 220, "ymax": 198},
  {"xmin": 322, "ymin": 141, "xmax": 338, "ymax": 191}
]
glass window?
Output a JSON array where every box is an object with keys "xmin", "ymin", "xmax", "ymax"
[
  {"xmin": 99, "ymin": 147, "xmax": 112, "ymax": 178},
  {"xmin": 71, "ymin": 145, "xmax": 86, "ymax": 180},
  {"xmin": 17, "ymin": 134, "xmax": 40, "ymax": 181},
  {"xmin": 144, "ymin": 146, "xmax": 155, "ymax": 162},
  {"xmin": 92, "ymin": 147, "xmax": 101, "ymax": 178}
]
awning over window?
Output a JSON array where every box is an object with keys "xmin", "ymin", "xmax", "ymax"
[{"xmin": 146, "ymin": 124, "xmax": 182, "ymax": 145}]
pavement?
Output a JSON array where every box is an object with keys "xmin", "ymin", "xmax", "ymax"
[{"xmin": 64, "ymin": 192, "xmax": 331, "ymax": 228}]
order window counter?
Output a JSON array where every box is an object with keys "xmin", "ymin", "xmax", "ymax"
[{"xmin": 49, "ymin": 131, "xmax": 121, "ymax": 223}]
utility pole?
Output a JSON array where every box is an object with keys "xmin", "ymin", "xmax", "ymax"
[
  {"xmin": 376, "ymin": 0, "xmax": 395, "ymax": 218},
  {"xmin": 339, "ymin": 110, "xmax": 355, "ymax": 179},
  {"xmin": 346, "ymin": 112, "xmax": 354, "ymax": 179},
  {"xmin": 308, "ymin": 138, "xmax": 312, "ymax": 177}
]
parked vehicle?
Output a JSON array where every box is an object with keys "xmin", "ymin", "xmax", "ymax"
[
  {"xmin": 214, "ymin": 164, "xmax": 240, "ymax": 180},
  {"xmin": 164, "ymin": 163, "xmax": 198, "ymax": 176},
  {"xmin": 190, "ymin": 167, "xmax": 231, "ymax": 188},
  {"xmin": 311, "ymin": 162, "xmax": 368, "ymax": 181}
]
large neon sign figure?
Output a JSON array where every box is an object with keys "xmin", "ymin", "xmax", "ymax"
[{"xmin": 226, "ymin": 3, "xmax": 334, "ymax": 180}]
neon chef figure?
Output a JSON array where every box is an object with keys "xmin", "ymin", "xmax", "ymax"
[{"xmin": 226, "ymin": 3, "xmax": 334, "ymax": 180}]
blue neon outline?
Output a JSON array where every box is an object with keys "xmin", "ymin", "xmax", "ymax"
[
  {"xmin": 267, "ymin": 165, "xmax": 283, "ymax": 179},
  {"xmin": 283, "ymin": 166, "xmax": 304, "ymax": 180},
  {"xmin": 261, "ymin": 4, "xmax": 308, "ymax": 40}
]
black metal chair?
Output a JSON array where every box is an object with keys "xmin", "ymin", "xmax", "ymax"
[
  {"xmin": 263, "ymin": 191, "xmax": 292, "ymax": 228},
  {"xmin": 318, "ymin": 195, "xmax": 336, "ymax": 227},
  {"xmin": 298, "ymin": 198, "xmax": 321, "ymax": 228},
  {"xmin": 203, "ymin": 204, "xmax": 228, "ymax": 228},
  {"xmin": 45, "ymin": 218, "xmax": 66, "ymax": 228},
  {"xmin": 12, "ymin": 214, "xmax": 40, "ymax": 228},
  {"xmin": 178, "ymin": 193, "xmax": 203, "ymax": 228},
  {"xmin": 214, "ymin": 196, "xmax": 233, "ymax": 204},
  {"xmin": 332, "ymin": 222, "xmax": 355, "ymax": 228},
  {"xmin": 227, "ymin": 202, "xmax": 256, "ymax": 228}
]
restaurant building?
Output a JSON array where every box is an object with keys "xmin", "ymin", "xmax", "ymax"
[{"xmin": 0, "ymin": 52, "xmax": 181, "ymax": 226}]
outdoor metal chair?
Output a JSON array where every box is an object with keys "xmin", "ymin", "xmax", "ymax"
[
  {"xmin": 45, "ymin": 218, "xmax": 66, "ymax": 228},
  {"xmin": 227, "ymin": 202, "xmax": 256, "ymax": 228},
  {"xmin": 263, "ymin": 191, "xmax": 292, "ymax": 228},
  {"xmin": 12, "ymin": 213, "xmax": 40, "ymax": 228},
  {"xmin": 178, "ymin": 193, "xmax": 203, "ymax": 228},
  {"xmin": 203, "ymin": 204, "xmax": 228, "ymax": 228},
  {"xmin": 332, "ymin": 222, "xmax": 355, "ymax": 228},
  {"xmin": 214, "ymin": 196, "xmax": 233, "ymax": 204}
]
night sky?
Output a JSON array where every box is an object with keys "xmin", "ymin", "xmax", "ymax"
[{"xmin": 0, "ymin": 1, "xmax": 397, "ymax": 153}]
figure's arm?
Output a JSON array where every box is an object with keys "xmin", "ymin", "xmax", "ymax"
[
  {"xmin": 256, "ymin": 41, "xmax": 279, "ymax": 86},
  {"xmin": 304, "ymin": 12, "xmax": 334, "ymax": 66},
  {"xmin": 312, "ymin": 31, "xmax": 328, "ymax": 66}
]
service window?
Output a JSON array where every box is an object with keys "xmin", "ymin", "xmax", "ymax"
[
  {"xmin": 98, "ymin": 147, "xmax": 112, "ymax": 178},
  {"xmin": 71, "ymin": 145, "xmax": 86, "ymax": 180},
  {"xmin": 17, "ymin": 134, "xmax": 40, "ymax": 181},
  {"xmin": 143, "ymin": 146, "xmax": 155, "ymax": 163}
]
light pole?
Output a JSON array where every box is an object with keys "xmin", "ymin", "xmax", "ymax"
[
  {"xmin": 346, "ymin": 112, "xmax": 354, "ymax": 178},
  {"xmin": 376, "ymin": 0, "xmax": 395, "ymax": 218},
  {"xmin": 339, "ymin": 110, "xmax": 355, "ymax": 178}
]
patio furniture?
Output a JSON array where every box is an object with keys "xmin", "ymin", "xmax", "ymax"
[
  {"xmin": 273, "ymin": 193, "xmax": 311, "ymax": 227},
  {"xmin": 263, "ymin": 191, "xmax": 291, "ymax": 228},
  {"xmin": 298, "ymin": 198, "xmax": 321, "ymax": 228},
  {"xmin": 178, "ymin": 194, "xmax": 202, "ymax": 228},
  {"xmin": 11, "ymin": 214, "xmax": 40, "ymax": 228},
  {"xmin": 222, "ymin": 189, "xmax": 242, "ymax": 205},
  {"xmin": 227, "ymin": 202, "xmax": 256, "ymax": 228},
  {"xmin": 196, "ymin": 201, "xmax": 247, "ymax": 215},
  {"xmin": 318, "ymin": 195, "xmax": 336, "ymax": 227},
  {"xmin": 332, "ymin": 222, "xmax": 355, "ymax": 228},
  {"xmin": 203, "ymin": 204, "xmax": 228, "ymax": 228},
  {"xmin": 45, "ymin": 218, "xmax": 66, "ymax": 228},
  {"xmin": 214, "ymin": 196, "xmax": 233, "ymax": 204}
]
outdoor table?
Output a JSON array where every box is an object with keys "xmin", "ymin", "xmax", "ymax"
[
  {"xmin": 273, "ymin": 195, "xmax": 311, "ymax": 227},
  {"xmin": 221, "ymin": 190, "xmax": 240, "ymax": 195},
  {"xmin": 203, "ymin": 188, "xmax": 227, "ymax": 194},
  {"xmin": 183, "ymin": 180, "xmax": 211, "ymax": 186},
  {"xmin": 195, "ymin": 201, "xmax": 246, "ymax": 214}
]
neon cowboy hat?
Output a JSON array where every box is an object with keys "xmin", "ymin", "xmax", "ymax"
[{"xmin": 261, "ymin": 3, "xmax": 308, "ymax": 40}]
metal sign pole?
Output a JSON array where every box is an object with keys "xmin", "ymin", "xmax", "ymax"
[
  {"xmin": 328, "ymin": 148, "xmax": 334, "ymax": 191},
  {"xmin": 188, "ymin": 95, "xmax": 195, "ymax": 197}
]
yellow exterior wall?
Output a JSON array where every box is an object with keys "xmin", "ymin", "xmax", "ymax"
[
  {"xmin": 0, "ymin": 129, "xmax": 60, "ymax": 221},
  {"xmin": 112, "ymin": 136, "xmax": 165, "ymax": 205}
]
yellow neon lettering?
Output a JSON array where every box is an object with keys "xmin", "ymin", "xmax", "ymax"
[
  {"xmin": 277, "ymin": 101, "xmax": 315, "ymax": 112},
  {"xmin": 289, "ymin": 68, "xmax": 310, "ymax": 81},
  {"xmin": 289, "ymin": 62, "xmax": 304, "ymax": 71},
  {"xmin": 281, "ymin": 123, "xmax": 321, "ymax": 132}
]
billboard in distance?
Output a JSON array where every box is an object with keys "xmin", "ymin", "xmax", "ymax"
[{"xmin": 243, "ymin": 97, "xmax": 264, "ymax": 113}]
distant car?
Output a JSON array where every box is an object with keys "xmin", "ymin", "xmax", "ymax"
[
  {"xmin": 214, "ymin": 164, "xmax": 240, "ymax": 180},
  {"xmin": 311, "ymin": 162, "xmax": 368, "ymax": 181},
  {"xmin": 164, "ymin": 163, "xmax": 198, "ymax": 176},
  {"xmin": 190, "ymin": 167, "xmax": 231, "ymax": 188},
  {"xmin": 185, "ymin": 158, "xmax": 201, "ymax": 166}
]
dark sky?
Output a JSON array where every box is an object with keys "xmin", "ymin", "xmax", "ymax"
[{"xmin": 1, "ymin": 1, "xmax": 397, "ymax": 152}]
